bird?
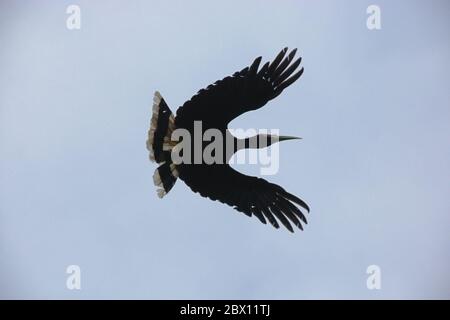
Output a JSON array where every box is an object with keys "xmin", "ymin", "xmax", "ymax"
[{"xmin": 146, "ymin": 47, "xmax": 310, "ymax": 232}]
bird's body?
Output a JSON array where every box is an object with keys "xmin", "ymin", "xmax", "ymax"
[{"xmin": 146, "ymin": 48, "xmax": 310, "ymax": 232}]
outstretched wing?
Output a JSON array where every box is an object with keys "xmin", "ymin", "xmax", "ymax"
[
  {"xmin": 175, "ymin": 47, "xmax": 304, "ymax": 130},
  {"xmin": 179, "ymin": 164, "xmax": 310, "ymax": 232}
]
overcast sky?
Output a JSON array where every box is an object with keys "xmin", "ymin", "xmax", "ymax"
[{"xmin": 1, "ymin": 0, "xmax": 449, "ymax": 299}]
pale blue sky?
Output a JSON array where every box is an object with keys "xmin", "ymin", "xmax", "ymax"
[{"xmin": 1, "ymin": 0, "xmax": 449, "ymax": 299}]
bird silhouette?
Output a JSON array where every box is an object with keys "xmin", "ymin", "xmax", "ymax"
[{"xmin": 146, "ymin": 47, "xmax": 309, "ymax": 232}]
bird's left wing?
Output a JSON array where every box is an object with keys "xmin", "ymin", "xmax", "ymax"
[
  {"xmin": 179, "ymin": 164, "xmax": 310, "ymax": 232},
  {"xmin": 175, "ymin": 47, "xmax": 304, "ymax": 129}
]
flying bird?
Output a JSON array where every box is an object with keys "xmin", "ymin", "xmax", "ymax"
[{"xmin": 146, "ymin": 47, "xmax": 310, "ymax": 232}]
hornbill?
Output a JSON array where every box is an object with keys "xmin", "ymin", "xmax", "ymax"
[{"xmin": 146, "ymin": 47, "xmax": 310, "ymax": 232}]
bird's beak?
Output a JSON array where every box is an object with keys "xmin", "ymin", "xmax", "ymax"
[{"xmin": 278, "ymin": 135, "xmax": 302, "ymax": 142}]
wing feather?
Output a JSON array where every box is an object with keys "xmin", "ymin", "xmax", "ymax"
[
  {"xmin": 178, "ymin": 164, "xmax": 309, "ymax": 232},
  {"xmin": 175, "ymin": 48, "xmax": 304, "ymax": 130}
]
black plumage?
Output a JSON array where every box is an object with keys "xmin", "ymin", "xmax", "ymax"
[{"xmin": 147, "ymin": 47, "xmax": 309, "ymax": 232}]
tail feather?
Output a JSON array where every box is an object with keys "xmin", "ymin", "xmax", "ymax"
[
  {"xmin": 146, "ymin": 91, "xmax": 176, "ymax": 163},
  {"xmin": 153, "ymin": 162, "xmax": 179, "ymax": 198},
  {"xmin": 146, "ymin": 91, "xmax": 179, "ymax": 198}
]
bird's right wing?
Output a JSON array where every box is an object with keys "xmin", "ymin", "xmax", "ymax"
[
  {"xmin": 175, "ymin": 47, "xmax": 304, "ymax": 129},
  {"xmin": 179, "ymin": 164, "xmax": 310, "ymax": 232}
]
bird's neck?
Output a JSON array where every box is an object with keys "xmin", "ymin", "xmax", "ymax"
[{"xmin": 234, "ymin": 134, "xmax": 274, "ymax": 152}]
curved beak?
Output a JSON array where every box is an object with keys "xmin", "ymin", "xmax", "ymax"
[{"xmin": 278, "ymin": 135, "xmax": 302, "ymax": 142}]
